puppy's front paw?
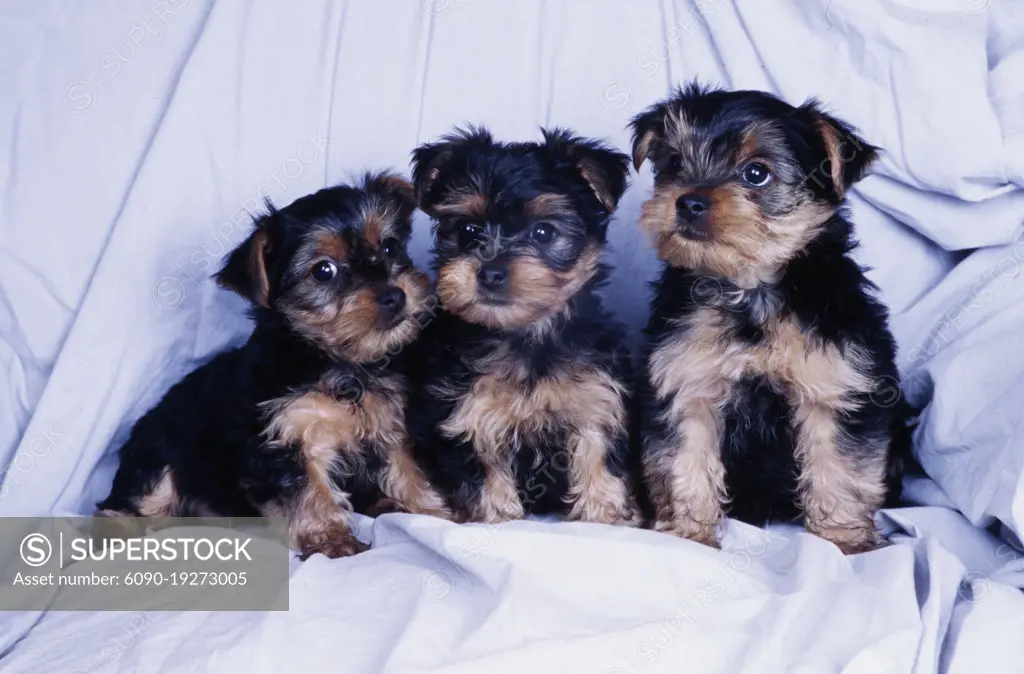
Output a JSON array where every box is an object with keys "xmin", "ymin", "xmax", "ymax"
[
  {"xmin": 296, "ymin": 524, "xmax": 368, "ymax": 559},
  {"xmin": 570, "ymin": 492, "xmax": 642, "ymax": 527},
  {"xmin": 475, "ymin": 497, "xmax": 525, "ymax": 524},
  {"xmin": 472, "ymin": 476, "xmax": 524, "ymax": 523},
  {"xmin": 364, "ymin": 498, "xmax": 400, "ymax": 517},
  {"xmin": 654, "ymin": 518, "xmax": 721, "ymax": 549},
  {"xmin": 812, "ymin": 525, "xmax": 883, "ymax": 555},
  {"xmin": 408, "ymin": 490, "xmax": 455, "ymax": 521},
  {"xmin": 613, "ymin": 500, "xmax": 644, "ymax": 528}
]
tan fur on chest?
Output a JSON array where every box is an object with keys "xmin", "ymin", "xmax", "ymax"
[
  {"xmin": 650, "ymin": 307, "xmax": 871, "ymax": 411},
  {"xmin": 440, "ymin": 364, "xmax": 626, "ymax": 455},
  {"xmin": 439, "ymin": 355, "xmax": 637, "ymax": 525}
]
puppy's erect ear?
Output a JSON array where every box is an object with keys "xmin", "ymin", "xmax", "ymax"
[
  {"xmin": 363, "ymin": 171, "xmax": 418, "ymax": 225},
  {"xmin": 800, "ymin": 100, "xmax": 880, "ymax": 200},
  {"xmin": 215, "ymin": 213, "xmax": 273, "ymax": 307},
  {"xmin": 629, "ymin": 103, "xmax": 668, "ymax": 172},
  {"xmin": 541, "ymin": 128, "xmax": 630, "ymax": 213},
  {"xmin": 411, "ymin": 126, "xmax": 493, "ymax": 207}
]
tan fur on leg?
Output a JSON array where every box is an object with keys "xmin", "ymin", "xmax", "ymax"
[
  {"xmin": 136, "ymin": 468, "xmax": 180, "ymax": 517},
  {"xmin": 473, "ymin": 454, "xmax": 525, "ymax": 523},
  {"xmin": 646, "ymin": 309, "xmax": 741, "ymax": 546},
  {"xmin": 557, "ymin": 369, "xmax": 639, "ymax": 526},
  {"xmin": 437, "ymin": 367, "xmax": 525, "ymax": 522},
  {"xmin": 772, "ymin": 322, "xmax": 886, "ymax": 554},
  {"xmin": 566, "ymin": 427, "xmax": 640, "ymax": 526},
  {"xmin": 793, "ymin": 404, "xmax": 886, "ymax": 554},
  {"xmin": 648, "ymin": 399, "xmax": 727, "ymax": 546},
  {"xmin": 287, "ymin": 471, "xmax": 365, "ymax": 559},
  {"xmin": 380, "ymin": 443, "xmax": 451, "ymax": 518},
  {"xmin": 263, "ymin": 392, "xmax": 367, "ymax": 558}
]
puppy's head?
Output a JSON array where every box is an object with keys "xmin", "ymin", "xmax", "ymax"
[
  {"xmin": 411, "ymin": 127, "xmax": 629, "ymax": 331},
  {"xmin": 215, "ymin": 172, "xmax": 432, "ymax": 363},
  {"xmin": 630, "ymin": 83, "xmax": 878, "ymax": 286}
]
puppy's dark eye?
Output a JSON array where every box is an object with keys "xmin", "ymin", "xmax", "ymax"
[
  {"xmin": 665, "ymin": 155, "xmax": 682, "ymax": 173},
  {"xmin": 741, "ymin": 162, "xmax": 772, "ymax": 187},
  {"xmin": 458, "ymin": 223, "xmax": 482, "ymax": 247},
  {"xmin": 382, "ymin": 237, "xmax": 401, "ymax": 259},
  {"xmin": 531, "ymin": 222, "xmax": 555, "ymax": 245},
  {"xmin": 311, "ymin": 260, "xmax": 337, "ymax": 282}
]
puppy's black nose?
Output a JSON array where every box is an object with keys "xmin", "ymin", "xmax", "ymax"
[
  {"xmin": 676, "ymin": 193, "xmax": 709, "ymax": 221},
  {"xmin": 376, "ymin": 286, "xmax": 406, "ymax": 316},
  {"xmin": 477, "ymin": 263, "xmax": 507, "ymax": 291}
]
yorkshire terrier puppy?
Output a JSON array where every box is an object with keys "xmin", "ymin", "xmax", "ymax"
[
  {"xmin": 631, "ymin": 84, "xmax": 907, "ymax": 553},
  {"xmin": 98, "ymin": 173, "xmax": 448, "ymax": 558},
  {"xmin": 408, "ymin": 127, "xmax": 641, "ymax": 526}
]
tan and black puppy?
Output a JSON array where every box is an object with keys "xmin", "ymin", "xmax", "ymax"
[
  {"xmin": 99, "ymin": 173, "xmax": 448, "ymax": 559},
  {"xmin": 408, "ymin": 127, "xmax": 642, "ymax": 526},
  {"xmin": 631, "ymin": 84, "xmax": 908, "ymax": 553}
]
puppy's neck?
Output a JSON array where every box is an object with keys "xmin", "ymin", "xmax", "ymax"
[
  {"xmin": 730, "ymin": 267, "xmax": 781, "ymax": 290},
  {"xmin": 720, "ymin": 283, "xmax": 783, "ymax": 326},
  {"xmin": 462, "ymin": 286, "xmax": 601, "ymax": 384},
  {"xmin": 516, "ymin": 284, "xmax": 599, "ymax": 341},
  {"xmin": 249, "ymin": 308, "xmax": 373, "ymax": 372},
  {"xmin": 699, "ymin": 212, "xmax": 856, "ymax": 326}
]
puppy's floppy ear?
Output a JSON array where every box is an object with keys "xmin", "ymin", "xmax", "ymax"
[
  {"xmin": 541, "ymin": 128, "xmax": 630, "ymax": 212},
  {"xmin": 363, "ymin": 171, "xmax": 417, "ymax": 224},
  {"xmin": 411, "ymin": 126, "xmax": 493, "ymax": 208},
  {"xmin": 800, "ymin": 100, "xmax": 880, "ymax": 200},
  {"xmin": 215, "ymin": 212, "xmax": 274, "ymax": 307},
  {"xmin": 629, "ymin": 103, "xmax": 668, "ymax": 172}
]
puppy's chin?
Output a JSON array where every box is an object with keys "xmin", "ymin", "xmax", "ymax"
[
  {"xmin": 447, "ymin": 300, "xmax": 559, "ymax": 332},
  {"xmin": 640, "ymin": 183, "xmax": 835, "ymax": 287},
  {"xmin": 676, "ymin": 215, "xmax": 714, "ymax": 242},
  {"xmin": 436, "ymin": 250, "xmax": 601, "ymax": 332},
  {"xmin": 357, "ymin": 316, "xmax": 422, "ymax": 362}
]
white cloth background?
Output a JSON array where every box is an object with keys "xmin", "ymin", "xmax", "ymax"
[{"xmin": 1, "ymin": 0, "xmax": 1023, "ymax": 672}]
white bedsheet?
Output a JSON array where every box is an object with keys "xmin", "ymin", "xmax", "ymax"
[
  {"xmin": 1, "ymin": 0, "xmax": 1023, "ymax": 672},
  {"xmin": 2, "ymin": 510, "xmax": 1023, "ymax": 674}
]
